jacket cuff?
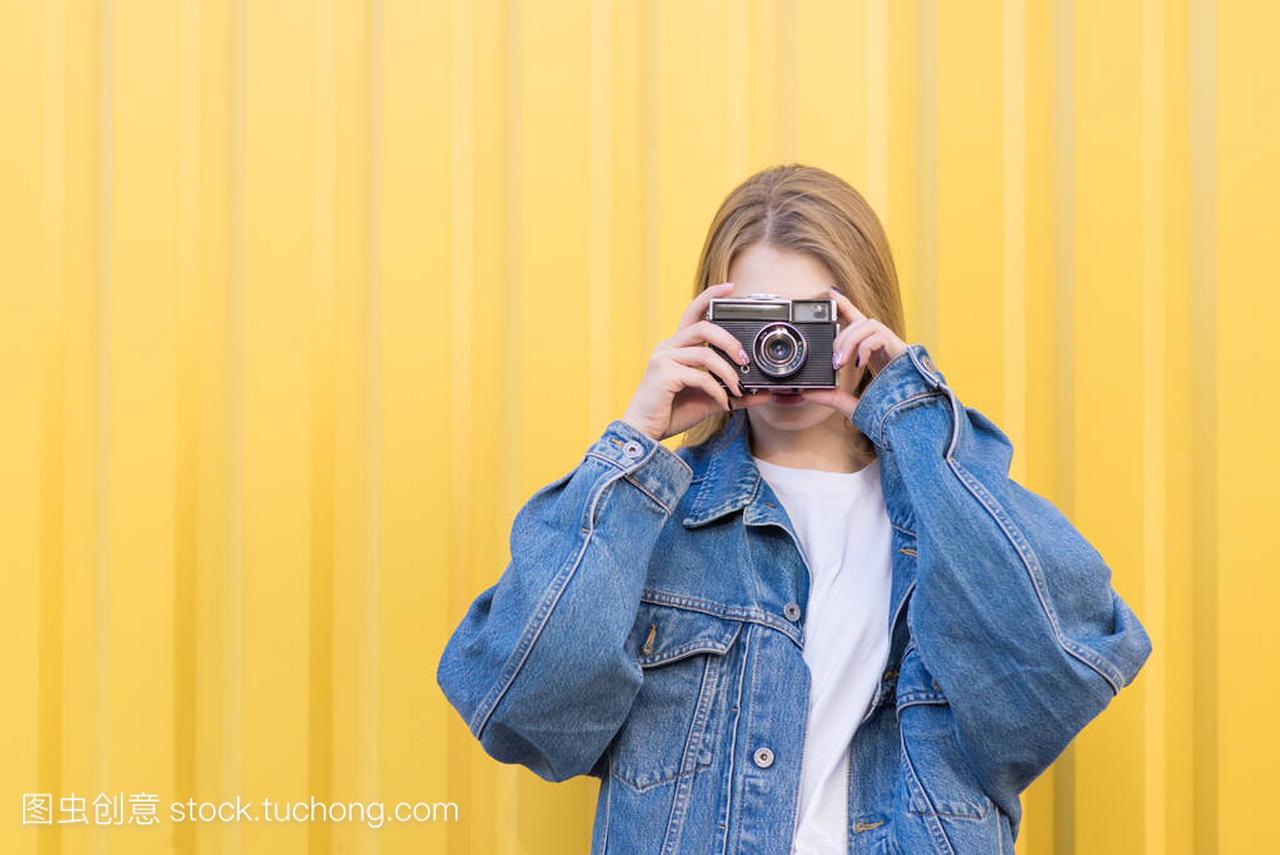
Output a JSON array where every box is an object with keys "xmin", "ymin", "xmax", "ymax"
[
  {"xmin": 851, "ymin": 343, "xmax": 950, "ymax": 447},
  {"xmin": 585, "ymin": 419, "xmax": 695, "ymax": 514}
]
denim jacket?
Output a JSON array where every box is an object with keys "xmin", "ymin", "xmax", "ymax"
[{"xmin": 436, "ymin": 343, "xmax": 1152, "ymax": 854}]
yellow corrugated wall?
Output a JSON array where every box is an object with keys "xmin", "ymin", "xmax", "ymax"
[{"xmin": 1, "ymin": 1, "xmax": 1276, "ymax": 853}]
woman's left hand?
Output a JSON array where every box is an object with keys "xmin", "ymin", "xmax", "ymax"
[{"xmin": 799, "ymin": 287, "xmax": 908, "ymax": 419}]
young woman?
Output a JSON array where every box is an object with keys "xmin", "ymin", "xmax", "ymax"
[{"xmin": 436, "ymin": 164, "xmax": 1151, "ymax": 854}]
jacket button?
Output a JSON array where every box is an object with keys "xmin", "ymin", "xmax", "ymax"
[
  {"xmin": 921, "ymin": 353, "xmax": 936, "ymax": 373},
  {"xmin": 783, "ymin": 602, "xmax": 801, "ymax": 622},
  {"xmin": 621, "ymin": 439, "xmax": 643, "ymax": 458},
  {"xmin": 753, "ymin": 746, "xmax": 774, "ymax": 769}
]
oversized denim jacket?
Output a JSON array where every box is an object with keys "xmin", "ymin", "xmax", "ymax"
[{"xmin": 436, "ymin": 343, "xmax": 1152, "ymax": 854}]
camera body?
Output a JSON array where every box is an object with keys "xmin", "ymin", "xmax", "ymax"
[{"xmin": 705, "ymin": 292, "xmax": 839, "ymax": 393}]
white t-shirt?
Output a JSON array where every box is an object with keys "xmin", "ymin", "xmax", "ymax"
[{"xmin": 751, "ymin": 453, "xmax": 893, "ymax": 855}]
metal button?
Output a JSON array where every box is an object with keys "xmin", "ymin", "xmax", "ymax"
[
  {"xmin": 753, "ymin": 746, "xmax": 774, "ymax": 769},
  {"xmin": 621, "ymin": 439, "xmax": 643, "ymax": 458},
  {"xmin": 921, "ymin": 353, "xmax": 936, "ymax": 373},
  {"xmin": 783, "ymin": 602, "xmax": 801, "ymax": 622}
]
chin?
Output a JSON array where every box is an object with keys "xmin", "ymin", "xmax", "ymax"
[{"xmin": 752, "ymin": 399, "xmax": 830, "ymax": 432}]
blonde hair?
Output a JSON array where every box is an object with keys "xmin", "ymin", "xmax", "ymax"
[{"xmin": 680, "ymin": 163, "xmax": 907, "ymax": 449}]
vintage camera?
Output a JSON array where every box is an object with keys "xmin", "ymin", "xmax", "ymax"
[{"xmin": 704, "ymin": 292, "xmax": 839, "ymax": 393}]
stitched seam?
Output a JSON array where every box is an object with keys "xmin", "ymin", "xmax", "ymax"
[
  {"xmin": 611, "ymin": 766, "xmax": 675, "ymax": 794},
  {"xmin": 946, "ymin": 458, "xmax": 1125, "ymax": 695},
  {"xmin": 743, "ymin": 476, "xmax": 766, "ymax": 613},
  {"xmin": 584, "ymin": 452, "xmax": 688, "ymax": 516},
  {"xmin": 470, "ymin": 456, "xmax": 636, "ymax": 742},
  {"xmin": 681, "ymin": 453, "xmax": 757, "ymax": 526},
  {"xmin": 622, "ymin": 471, "xmax": 677, "ymax": 514},
  {"xmin": 639, "ymin": 623, "xmax": 743, "ymax": 668},
  {"xmin": 745, "ymin": 616, "xmax": 764, "ymax": 789},
  {"xmin": 469, "ymin": 501, "xmax": 600, "ymax": 740},
  {"xmin": 585, "ymin": 449, "xmax": 630, "ymax": 471},
  {"xmin": 593, "ymin": 433, "xmax": 695, "ymax": 476},
  {"xmin": 788, "ymin": 623, "xmax": 816, "ymax": 839},
  {"xmin": 853, "ymin": 346, "xmax": 918, "ymax": 416},
  {"xmin": 873, "ymin": 390, "xmax": 949, "ymax": 446},
  {"xmin": 690, "ymin": 444, "xmax": 722, "ymax": 512},
  {"xmin": 639, "ymin": 589, "xmax": 802, "ymax": 648},
  {"xmin": 718, "ymin": 625, "xmax": 749, "ymax": 855},
  {"xmin": 639, "ymin": 592, "xmax": 765, "ymax": 624},
  {"xmin": 899, "ymin": 720, "xmax": 956, "ymax": 855},
  {"xmin": 660, "ymin": 655, "xmax": 719, "ymax": 854}
]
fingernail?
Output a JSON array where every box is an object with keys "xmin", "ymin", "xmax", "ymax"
[
  {"xmin": 832, "ymin": 350, "xmax": 842, "ymax": 369},
  {"xmin": 738, "ymin": 349, "xmax": 749, "ymax": 364}
]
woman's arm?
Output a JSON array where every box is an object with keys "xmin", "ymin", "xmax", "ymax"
[
  {"xmin": 435, "ymin": 419, "xmax": 694, "ymax": 783},
  {"xmin": 852, "ymin": 344, "xmax": 1152, "ymax": 803}
]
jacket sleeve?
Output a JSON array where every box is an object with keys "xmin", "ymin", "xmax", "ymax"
[
  {"xmin": 851, "ymin": 344, "xmax": 1152, "ymax": 805},
  {"xmin": 435, "ymin": 418, "xmax": 695, "ymax": 783}
]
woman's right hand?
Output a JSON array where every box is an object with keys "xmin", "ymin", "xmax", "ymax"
[{"xmin": 621, "ymin": 282, "xmax": 774, "ymax": 441}]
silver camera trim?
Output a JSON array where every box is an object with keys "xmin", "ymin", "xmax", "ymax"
[{"xmin": 753, "ymin": 322, "xmax": 807, "ymax": 378}]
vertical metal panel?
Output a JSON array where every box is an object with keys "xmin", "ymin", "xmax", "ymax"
[
  {"xmin": 1073, "ymin": 0, "xmax": 1147, "ymax": 850},
  {"xmin": 1214, "ymin": 1, "xmax": 1278, "ymax": 853},
  {"xmin": 2, "ymin": 1, "xmax": 1278, "ymax": 853},
  {"xmin": 1, "ymin": 0, "xmax": 45, "ymax": 852}
]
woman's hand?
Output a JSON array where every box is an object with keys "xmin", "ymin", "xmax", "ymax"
[
  {"xmin": 799, "ymin": 286, "xmax": 908, "ymax": 419},
  {"xmin": 622, "ymin": 282, "xmax": 774, "ymax": 441}
]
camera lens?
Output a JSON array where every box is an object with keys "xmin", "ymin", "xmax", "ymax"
[{"xmin": 753, "ymin": 323, "xmax": 807, "ymax": 378}]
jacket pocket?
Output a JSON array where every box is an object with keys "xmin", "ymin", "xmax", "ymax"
[
  {"xmin": 895, "ymin": 644, "xmax": 993, "ymax": 822},
  {"xmin": 607, "ymin": 601, "xmax": 744, "ymax": 793}
]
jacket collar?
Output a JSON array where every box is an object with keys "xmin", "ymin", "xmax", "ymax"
[
  {"xmin": 678, "ymin": 407, "xmax": 915, "ymax": 537},
  {"xmin": 679, "ymin": 410, "xmax": 762, "ymax": 529},
  {"xmin": 680, "ymin": 409, "xmax": 768, "ymax": 527},
  {"xmin": 680, "ymin": 409, "xmax": 834, "ymax": 536}
]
